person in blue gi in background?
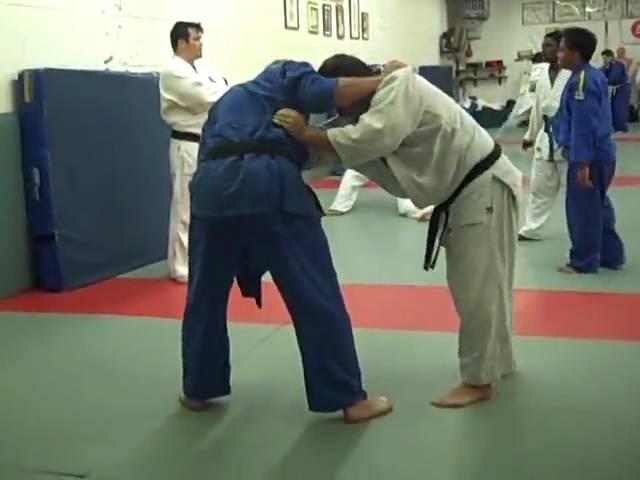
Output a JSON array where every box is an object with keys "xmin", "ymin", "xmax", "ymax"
[
  {"xmin": 555, "ymin": 27, "xmax": 625, "ymax": 274},
  {"xmin": 600, "ymin": 48, "xmax": 631, "ymax": 133},
  {"xmin": 179, "ymin": 59, "xmax": 401, "ymax": 423}
]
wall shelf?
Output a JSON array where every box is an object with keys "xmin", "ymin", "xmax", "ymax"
[{"xmin": 456, "ymin": 65, "xmax": 507, "ymax": 87}]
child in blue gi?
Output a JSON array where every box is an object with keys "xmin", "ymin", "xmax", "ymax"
[{"xmin": 556, "ymin": 28, "xmax": 625, "ymax": 274}]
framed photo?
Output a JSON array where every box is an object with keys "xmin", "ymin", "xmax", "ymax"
[
  {"xmin": 587, "ymin": 0, "xmax": 624, "ymax": 20},
  {"xmin": 361, "ymin": 12, "xmax": 369, "ymax": 40},
  {"xmin": 336, "ymin": 4, "xmax": 346, "ymax": 39},
  {"xmin": 323, "ymin": 4, "xmax": 332, "ymax": 37},
  {"xmin": 553, "ymin": 0, "xmax": 586, "ymax": 23},
  {"xmin": 521, "ymin": 2, "xmax": 553, "ymax": 25},
  {"xmin": 308, "ymin": 2, "xmax": 320, "ymax": 34},
  {"xmin": 349, "ymin": 0, "xmax": 360, "ymax": 39},
  {"xmin": 283, "ymin": 0, "xmax": 300, "ymax": 30},
  {"xmin": 628, "ymin": 0, "xmax": 640, "ymax": 18}
]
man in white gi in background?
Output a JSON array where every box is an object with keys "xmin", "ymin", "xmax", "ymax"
[
  {"xmin": 275, "ymin": 55, "xmax": 523, "ymax": 408},
  {"xmin": 519, "ymin": 30, "xmax": 572, "ymax": 241},
  {"xmin": 326, "ymin": 168, "xmax": 434, "ymax": 221},
  {"xmin": 160, "ymin": 21, "xmax": 228, "ymax": 283}
]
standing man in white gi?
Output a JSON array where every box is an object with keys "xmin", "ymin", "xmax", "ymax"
[
  {"xmin": 160, "ymin": 21, "xmax": 228, "ymax": 283},
  {"xmin": 519, "ymin": 30, "xmax": 572, "ymax": 241},
  {"xmin": 326, "ymin": 168, "xmax": 434, "ymax": 220},
  {"xmin": 275, "ymin": 55, "xmax": 523, "ymax": 409}
]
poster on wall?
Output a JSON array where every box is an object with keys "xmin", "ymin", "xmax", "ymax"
[
  {"xmin": 521, "ymin": 2, "xmax": 553, "ymax": 25},
  {"xmin": 628, "ymin": 0, "xmax": 640, "ymax": 18},
  {"xmin": 349, "ymin": 0, "xmax": 360, "ymax": 39},
  {"xmin": 323, "ymin": 4, "xmax": 333, "ymax": 37},
  {"xmin": 361, "ymin": 12, "xmax": 369, "ymax": 40},
  {"xmin": 308, "ymin": 2, "xmax": 320, "ymax": 34},
  {"xmin": 553, "ymin": 0, "xmax": 587, "ymax": 23},
  {"xmin": 284, "ymin": 0, "xmax": 300, "ymax": 30},
  {"xmin": 336, "ymin": 4, "xmax": 346, "ymax": 39}
]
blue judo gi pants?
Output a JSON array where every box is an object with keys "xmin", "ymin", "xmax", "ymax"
[
  {"xmin": 566, "ymin": 160, "xmax": 625, "ymax": 272},
  {"xmin": 181, "ymin": 212, "xmax": 367, "ymax": 412}
]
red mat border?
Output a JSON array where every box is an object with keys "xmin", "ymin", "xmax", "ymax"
[{"xmin": 1, "ymin": 278, "xmax": 639, "ymax": 342}]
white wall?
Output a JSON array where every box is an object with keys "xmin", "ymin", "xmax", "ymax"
[
  {"xmin": 462, "ymin": 0, "xmax": 640, "ymax": 103},
  {"xmin": 0, "ymin": 0, "xmax": 447, "ymax": 113}
]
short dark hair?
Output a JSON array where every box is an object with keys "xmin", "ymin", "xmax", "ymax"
[
  {"xmin": 544, "ymin": 29, "xmax": 562, "ymax": 45},
  {"xmin": 170, "ymin": 22, "xmax": 203, "ymax": 52},
  {"xmin": 601, "ymin": 48, "xmax": 615, "ymax": 57},
  {"xmin": 319, "ymin": 54, "xmax": 374, "ymax": 78},
  {"xmin": 562, "ymin": 27, "xmax": 598, "ymax": 62}
]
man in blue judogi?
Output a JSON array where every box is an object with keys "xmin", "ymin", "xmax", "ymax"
[
  {"xmin": 601, "ymin": 48, "xmax": 631, "ymax": 133},
  {"xmin": 555, "ymin": 28, "xmax": 625, "ymax": 274},
  {"xmin": 179, "ymin": 60, "xmax": 397, "ymax": 423}
]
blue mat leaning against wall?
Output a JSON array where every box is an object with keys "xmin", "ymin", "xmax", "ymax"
[{"xmin": 17, "ymin": 69, "xmax": 172, "ymax": 292}]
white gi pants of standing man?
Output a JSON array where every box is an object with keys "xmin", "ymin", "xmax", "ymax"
[
  {"xmin": 519, "ymin": 66, "xmax": 571, "ymax": 240},
  {"xmin": 329, "ymin": 168, "xmax": 434, "ymax": 220},
  {"xmin": 160, "ymin": 54, "xmax": 228, "ymax": 282}
]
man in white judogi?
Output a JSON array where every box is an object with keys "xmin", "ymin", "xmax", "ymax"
[
  {"xmin": 160, "ymin": 21, "xmax": 228, "ymax": 283},
  {"xmin": 276, "ymin": 56, "xmax": 523, "ymax": 408},
  {"xmin": 326, "ymin": 168, "xmax": 434, "ymax": 220},
  {"xmin": 519, "ymin": 30, "xmax": 572, "ymax": 241}
]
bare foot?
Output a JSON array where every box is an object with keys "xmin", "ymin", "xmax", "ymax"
[
  {"xmin": 326, "ymin": 209, "xmax": 347, "ymax": 216},
  {"xmin": 430, "ymin": 384, "xmax": 493, "ymax": 409},
  {"xmin": 415, "ymin": 206, "xmax": 434, "ymax": 222},
  {"xmin": 179, "ymin": 395, "xmax": 214, "ymax": 412},
  {"xmin": 557, "ymin": 265, "xmax": 578, "ymax": 274},
  {"xmin": 343, "ymin": 396, "xmax": 393, "ymax": 424}
]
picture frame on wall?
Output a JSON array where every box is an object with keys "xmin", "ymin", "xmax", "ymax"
[
  {"xmin": 587, "ymin": 0, "xmax": 624, "ymax": 20},
  {"xmin": 553, "ymin": 0, "xmax": 586, "ymax": 23},
  {"xmin": 349, "ymin": 0, "xmax": 360, "ymax": 40},
  {"xmin": 521, "ymin": 2, "xmax": 553, "ymax": 25},
  {"xmin": 323, "ymin": 4, "xmax": 332, "ymax": 37},
  {"xmin": 308, "ymin": 2, "xmax": 320, "ymax": 35},
  {"xmin": 283, "ymin": 0, "xmax": 300, "ymax": 30},
  {"xmin": 628, "ymin": 0, "xmax": 640, "ymax": 18},
  {"xmin": 361, "ymin": 12, "xmax": 369, "ymax": 40},
  {"xmin": 336, "ymin": 4, "xmax": 346, "ymax": 39}
]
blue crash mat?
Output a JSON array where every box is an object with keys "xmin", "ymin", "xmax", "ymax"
[{"xmin": 17, "ymin": 68, "xmax": 171, "ymax": 291}]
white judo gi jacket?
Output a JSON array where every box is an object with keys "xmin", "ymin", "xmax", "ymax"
[
  {"xmin": 523, "ymin": 64, "xmax": 572, "ymax": 161},
  {"xmin": 323, "ymin": 67, "xmax": 523, "ymax": 228}
]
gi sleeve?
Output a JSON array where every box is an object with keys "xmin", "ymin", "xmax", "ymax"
[
  {"xmin": 567, "ymin": 72, "xmax": 600, "ymax": 164},
  {"xmin": 159, "ymin": 68, "xmax": 227, "ymax": 115},
  {"xmin": 326, "ymin": 68, "xmax": 423, "ymax": 167},
  {"xmin": 301, "ymin": 115, "xmax": 349, "ymax": 181},
  {"xmin": 542, "ymin": 69, "xmax": 571, "ymax": 118},
  {"xmin": 523, "ymin": 93, "xmax": 540, "ymax": 143},
  {"xmin": 283, "ymin": 62, "xmax": 339, "ymax": 114}
]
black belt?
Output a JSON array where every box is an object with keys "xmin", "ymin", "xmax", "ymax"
[
  {"xmin": 203, "ymin": 140, "xmax": 325, "ymax": 216},
  {"xmin": 171, "ymin": 130, "xmax": 201, "ymax": 143},
  {"xmin": 423, "ymin": 143, "xmax": 502, "ymax": 271},
  {"xmin": 542, "ymin": 115, "xmax": 555, "ymax": 163}
]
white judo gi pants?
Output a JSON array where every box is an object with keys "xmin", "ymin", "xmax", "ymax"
[
  {"xmin": 330, "ymin": 169, "xmax": 423, "ymax": 217},
  {"xmin": 168, "ymin": 139, "xmax": 199, "ymax": 280},
  {"xmin": 519, "ymin": 151, "xmax": 567, "ymax": 240},
  {"xmin": 444, "ymin": 177, "xmax": 517, "ymax": 385}
]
